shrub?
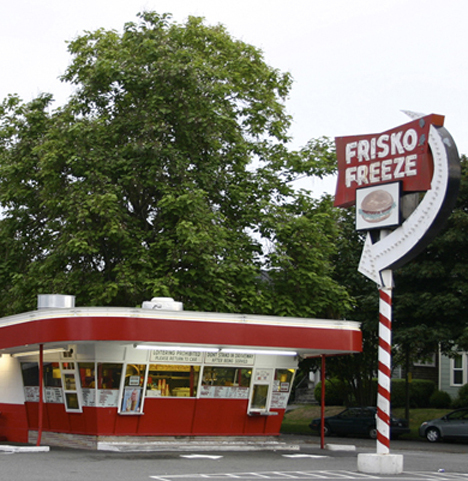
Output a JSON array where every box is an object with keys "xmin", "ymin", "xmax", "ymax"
[
  {"xmin": 429, "ymin": 390, "xmax": 452, "ymax": 409},
  {"xmin": 452, "ymin": 383, "xmax": 468, "ymax": 408},
  {"xmin": 391, "ymin": 379, "xmax": 406, "ymax": 408},
  {"xmin": 411, "ymin": 379, "xmax": 436, "ymax": 408},
  {"xmin": 314, "ymin": 379, "xmax": 347, "ymax": 405},
  {"xmin": 390, "ymin": 379, "xmax": 436, "ymax": 408}
]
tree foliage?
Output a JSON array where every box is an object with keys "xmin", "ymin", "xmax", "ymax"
[
  {"xmin": 317, "ymin": 207, "xmax": 380, "ymax": 406},
  {"xmin": 393, "ymin": 155, "xmax": 468, "ymax": 357},
  {"xmin": 0, "ymin": 12, "xmax": 346, "ymax": 317}
]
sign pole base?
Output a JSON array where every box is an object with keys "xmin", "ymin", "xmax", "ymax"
[{"xmin": 357, "ymin": 453, "xmax": 404, "ymax": 475}]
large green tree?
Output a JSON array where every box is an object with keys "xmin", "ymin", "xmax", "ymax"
[
  {"xmin": 309, "ymin": 206, "xmax": 379, "ymax": 406},
  {"xmin": 0, "ymin": 12, "xmax": 347, "ymax": 317},
  {"xmin": 393, "ymin": 155, "xmax": 468, "ymax": 358}
]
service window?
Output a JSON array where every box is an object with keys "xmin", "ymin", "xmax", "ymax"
[
  {"xmin": 270, "ymin": 368, "xmax": 296, "ymax": 409},
  {"xmin": 21, "ymin": 362, "xmax": 40, "ymax": 402},
  {"xmin": 146, "ymin": 364, "xmax": 200, "ymax": 398},
  {"xmin": 96, "ymin": 363, "xmax": 122, "ymax": 407},
  {"xmin": 79, "ymin": 362, "xmax": 96, "ymax": 407},
  {"xmin": 120, "ymin": 364, "xmax": 147, "ymax": 414},
  {"xmin": 250, "ymin": 384, "xmax": 269, "ymax": 410},
  {"xmin": 200, "ymin": 367, "xmax": 251, "ymax": 399},
  {"xmin": 248, "ymin": 368, "xmax": 273, "ymax": 413},
  {"xmin": 61, "ymin": 362, "xmax": 82, "ymax": 413},
  {"xmin": 274, "ymin": 369, "xmax": 295, "ymax": 392},
  {"xmin": 43, "ymin": 362, "xmax": 63, "ymax": 404}
]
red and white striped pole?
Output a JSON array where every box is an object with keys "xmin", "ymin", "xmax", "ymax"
[{"xmin": 377, "ymin": 270, "xmax": 393, "ymax": 454}]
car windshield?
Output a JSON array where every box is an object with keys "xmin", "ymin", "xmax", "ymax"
[
  {"xmin": 340, "ymin": 408, "xmax": 374, "ymax": 418},
  {"xmin": 447, "ymin": 409, "xmax": 468, "ymax": 421}
]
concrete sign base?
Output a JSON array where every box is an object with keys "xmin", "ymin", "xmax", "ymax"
[{"xmin": 357, "ymin": 453, "xmax": 404, "ymax": 475}]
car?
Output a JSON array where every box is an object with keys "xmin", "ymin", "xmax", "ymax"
[
  {"xmin": 309, "ymin": 406, "xmax": 410, "ymax": 439},
  {"xmin": 419, "ymin": 407, "xmax": 468, "ymax": 442}
]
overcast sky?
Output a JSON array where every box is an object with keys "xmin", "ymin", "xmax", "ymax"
[{"xmin": 1, "ymin": 0, "xmax": 467, "ymax": 196}]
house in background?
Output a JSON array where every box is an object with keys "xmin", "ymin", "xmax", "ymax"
[
  {"xmin": 439, "ymin": 351, "xmax": 468, "ymax": 400},
  {"xmin": 393, "ymin": 350, "xmax": 467, "ymax": 403}
]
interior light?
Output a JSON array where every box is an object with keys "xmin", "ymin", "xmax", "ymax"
[
  {"xmin": 12, "ymin": 348, "xmax": 67, "ymax": 358},
  {"xmin": 220, "ymin": 348, "xmax": 297, "ymax": 356},
  {"xmin": 134, "ymin": 344, "xmax": 219, "ymax": 353}
]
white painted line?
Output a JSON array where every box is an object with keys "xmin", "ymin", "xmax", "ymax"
[
  {"xmin": 282, "ymin": 454, "xmax": 328, "ymax": 458},
  {"xmin": 180, "ymin": 454, "xmax": 223, "ymax": 460},
  {"xmin": 271, "ymin": 472, "xmax": 296, "ymax": 479},
  {"xmin": 325, "ymin": 444, "xmax": 356, "ymax": 452}
]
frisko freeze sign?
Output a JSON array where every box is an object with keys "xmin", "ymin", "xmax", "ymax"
[
  {"xmin": 334, "ymin": 114, "xmax": 444, "ymax": 208},
  {"xmin": 334, "ymin": 112, "xmax": 460, "ymax": 286}
]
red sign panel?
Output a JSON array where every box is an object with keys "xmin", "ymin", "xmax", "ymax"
[{"xmin": 334, "ymin": 114, "xmax": 444, "ymax": 207}]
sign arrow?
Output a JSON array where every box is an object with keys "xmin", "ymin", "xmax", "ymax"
[{"xmin": 358, "ymin": 112, "xmax": 460, "ymax": 287}]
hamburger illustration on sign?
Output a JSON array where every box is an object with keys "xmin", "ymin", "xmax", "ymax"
[
  {"xmin": 360, "ymin": 190, "xmax": 394, "ymax": 223},
  {"xmin": 356, "ymin": 183, "xmax": 399, "ymax": 230}
]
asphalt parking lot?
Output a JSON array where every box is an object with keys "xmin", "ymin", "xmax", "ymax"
[{"xmin": 1, "ymin": 434, "xmax": 467, "ymax": 481}]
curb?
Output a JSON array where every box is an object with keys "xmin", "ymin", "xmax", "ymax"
[
  {"xmin": 98, "ymin": 441, "xmax": 301, "ymax": 453},
  {"xmin": 0, "ymin": 445, "xmax": 50, "ymax": 453}
]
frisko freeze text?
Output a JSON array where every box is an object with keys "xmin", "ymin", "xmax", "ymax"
[
  {"xmin": 345, "ymin": 154, "xmax": 417, "ymax": 187},
  {"xmin": 334, "ymin": 114, "xmax": 444, "ymax": 207},
  {"xmin": 345, "ymin": 129, "xmax": 419, "ymax": 163}
]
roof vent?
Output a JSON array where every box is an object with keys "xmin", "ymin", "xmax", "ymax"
[
  {"xmin": 38, "ymin": 294, "xmax": 75, "ymax": 309},
  {"xmin": 142, "ymin": 297, "xmax": 183, "ymax": 311}
]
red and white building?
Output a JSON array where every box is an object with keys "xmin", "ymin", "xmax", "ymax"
[{"xmin": 0, "ymin": 295, "xmax": 361, "ymax": 448}]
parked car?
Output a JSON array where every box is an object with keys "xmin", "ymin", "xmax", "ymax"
[
  {"xmin": 309, "ymin": 407, "xmax": 410, "ymax": 439},
  {"xmin": 419, "ymin": 407, "xmax": 468, "ymax": 442}
]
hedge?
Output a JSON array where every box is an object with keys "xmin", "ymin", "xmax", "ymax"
[{"xmin": 314, "ymin": 378, "xmax": 436, "ymax": 408}]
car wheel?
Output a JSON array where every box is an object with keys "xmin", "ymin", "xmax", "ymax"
[
  {"xmin": 368, "ymin": 427, "xmax": 378, "ymax": 439},
  {"xmin": 425, "ymin": 427, "xmax": 441, "ymax": 443},
  {"xmin": 323, "ymin": 424, "xmax": 331, "ymax": 436}
]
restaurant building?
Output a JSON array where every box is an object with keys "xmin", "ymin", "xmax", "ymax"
[{"xmin": 0, "ymin": 295, "xmax": 361, "ymax": 449}]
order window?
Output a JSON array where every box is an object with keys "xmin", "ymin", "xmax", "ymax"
[
  {"xmin": 61, "ymin": 362, "xmax": 82, "ymax": 413},
  {"xmin": 96, "ymin": 363, "xmax": 122, "ymax": 407},
  {"xmin": 120, "ymin": 364, "xmax": 147, "ymax": 413},
  {"xmin": 43, "ymin": 362, "xmax": 63, "ymax": 404},
  {"xmin": 78, "ymin": 362, "xmax": 96, "ymax": 407},
  {"xmin": 201, "ymin": 367, "xmax": 251, "ymax": 387},
  {"xmin": 21, "ymin": 362, "xmax": 40, "ymax": 402},
  {"xmin": 147, "ymin": 364, "xmax": 200, "ymax": 398}
]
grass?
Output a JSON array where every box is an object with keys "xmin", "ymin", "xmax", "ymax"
[{"xmin": 281, "ymin": 404, "xmax": 450, "ymax": 440}]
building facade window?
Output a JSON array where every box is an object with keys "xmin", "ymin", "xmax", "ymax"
[{"xmin": 451, "ymin": 354, "xmax": 466, "ymax": 386}]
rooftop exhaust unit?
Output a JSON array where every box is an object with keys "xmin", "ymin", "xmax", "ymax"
[
  {"xmin": 37, "ymin": 294, "xmax": 75, "ymax": 310},
  {"xmin": 141, "ymin": 297, "xmax": 183, "ymax": 311}
]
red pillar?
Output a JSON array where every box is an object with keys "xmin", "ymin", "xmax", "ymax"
[
  {"xmin": 320, "ymin": 355, "xmax": 326, "ymax": 449},
  {"xmin": 37, "ymin": 344, "xmax": 44, "ymax": 446}
]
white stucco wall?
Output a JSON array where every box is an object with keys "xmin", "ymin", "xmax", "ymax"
[{"xmin": 0, "ymin": 355, "xmax": 25, "ymax": 404}]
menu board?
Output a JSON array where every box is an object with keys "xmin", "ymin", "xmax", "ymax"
[
  {"xmin": 199, "ymin": 386, "xmax": 249, "ymax": 399},
  {"xmin": 82, "ymin": 388, "xmax": 96, "ymax": 407},
  {"xmin": 96, "ymin": 389, "xmax": 120, "ymax": 407},
  {"xmin": 149, "ymin": 350, "xmax": 204, "ymax": 363},
  {"xmin": 270, "ymin": 391, "xmax": 290, "ymax": 409},
  {"xmin": 45, "ymin": 387, "xmax": 64, "ymax": 404},
  {"xmin": 204, "ymin": 352, "xmax": 255, "ymax": 365},
  {"xmin": 24, "ymin": 386, "xmax": 40, "ymax": 402}
]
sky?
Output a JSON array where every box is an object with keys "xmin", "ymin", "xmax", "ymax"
[{"xmin": 1, "ymin": 0, "xmax": 467, "ymax": 196}]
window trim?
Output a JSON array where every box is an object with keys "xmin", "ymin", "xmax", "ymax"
[{"xmin": 450, "ymin": 354, "xmax": 466, "ymax": 386}]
